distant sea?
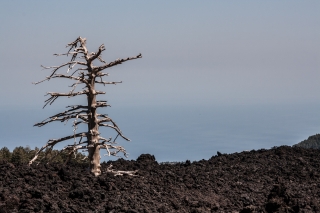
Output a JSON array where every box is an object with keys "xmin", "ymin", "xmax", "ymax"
[{"xmin": 1, "ymin": 103, "xmax": 319, "ymax": 162}]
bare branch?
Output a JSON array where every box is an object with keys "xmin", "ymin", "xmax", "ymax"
[
  {"xmin": 53, "ymin": 73, "xmax": 88, "ymax": 84},
  {"xmin": 63, "ymin": 37, "xmax": 89, "ymax": 61},
  {"xmin": 98, "ymin": 56, "xmax": 106, "ymax": 63},
  {"xmin": 35, "ymin": 114, "xmax": 88, "ymax": 127},
  {"xmin": 73, "ymin": 120, "xmax": 88, "ymax": 126},
  {"xmin": 65, "ymin": 37, "xmax": 87, "ymax": 61},
  {"xmin": 42, "ymin": 89, "xmax": 105, "ymax": 109},
  {"xmin": 66, "ymin": 37, "xmax": 81, "ymax": 53},
  {"xmin": 33, "ymin": 70, "xmax": 89, "ymax": 85},
  {"xmin": 43, "ymin": 96, "xmax": 59, "ymax": 108},
  {"xmin": 78, "ymin": 37, "xmax": 89, "ymax": 59},
  {"xmin": 96, "ymin": 72, "xmax": 109, "ymax": 77},
  {"xmin": 42, "ymin": 90, "xmax": 95, "ymax": 108},
  {"xmin": 95, "ymin": 101, "xmax": 111, "ymax": 108},
  {"xmin": 51, "ymin": 132, "xmax": 87, "ymax": 145},
  {"xmin": 66, "ymin": 105, "xmax": 88, "ymax": 110},
  {"xmin": 41, "ymin": 60, "xmax": 86, "ymax": 78},
  {"xmin": 46, "ymin": 90, "xmax": 105, "ymax": 97},
  {"xmin": 70, "ymin": 67, "xmax": 88, "ymax": 76},
  {"xmin": 54, "ymin": 105, "xmax": 88, "ymax": 116},
  {"xmin": 63, "ymin": 145, "xmax": 87, "ymax": 156},
  {"xmin": 106, "ymin": 164, "xmax": 138, "ymax": 176},
  {"xmin": 99, "ymin": 123, "xmax": 130, "ymax": 141},
  {"xmin": 53, "ymin": 51, "xmax": 84, "ymax": 57},
  {"xmin": 95, "ymin": 53, "xmax": 142, "ymax": 72},
  {"xmin": 98, "ymin": 114, "xmax": 120, "ymax": 130},
  {"xmin": 95, "ymin": 80, "xmax": 122, "ymax": 86},
  {"xmin": 89, "ymin": 44, "xmax": 105, "ymax": 62},
  {"xmin": 42, "ymin": 90, "xmax": 105, "ymax": 108},
  {"xmin": 33, "ymin": 77, "xmax": 51, "ymax": 85},
  {"xmin": 100, "ymin": 144, "xmax": 128, "ymax": 157},
  {"xmin": 34, "ymin": 110, "xmax": 88, "ymax": 127},
  {"xmin": 113, "ymin": 133, "xmax": 120, "ymax": 143},
  {"xmin": 29, "ymin": 132, "xmax": 88, "ymax": 165},
  {"xmin": 70, "ymin": 78, "xmax": 82, "ymax": 94}
]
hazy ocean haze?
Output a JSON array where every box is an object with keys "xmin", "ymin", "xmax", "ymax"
[{"xmin": 1, "ymin": 102, "xmax": 319, "ymax": 162}]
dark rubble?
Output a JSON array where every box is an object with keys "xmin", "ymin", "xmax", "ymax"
[{"xmin": 0, "ymin": 146, "xmax": 320, "ymax": 212}]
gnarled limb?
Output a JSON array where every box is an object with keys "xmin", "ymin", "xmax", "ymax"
[{"xmin": 98, "ymin": 136, "xmax": 112, "ymax": 144}]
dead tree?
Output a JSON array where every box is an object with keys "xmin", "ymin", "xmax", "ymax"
[{"xmin": 29, "ymin": 36, "xmax": 142, "ymax": 176}]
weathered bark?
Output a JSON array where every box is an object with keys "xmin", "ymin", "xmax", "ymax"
[
  {"xmin": 87, "ymin": 75, "xmax": 101, "ymax": 176},
  {"xmin": 29, "ymin": 36, "xmax": 142, "ymax": 176},
  {"xmin": 88, "ymin": 145, "xmax": 101, "ymax": 176}
]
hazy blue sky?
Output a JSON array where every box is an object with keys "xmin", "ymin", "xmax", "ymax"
[
  {"xmin": 1, "ymin": 1, "xmax": 319, "ymax": 108},
  {"xmin": 0, "ymin": 1, "xmax": 320, "ymax": 160}
]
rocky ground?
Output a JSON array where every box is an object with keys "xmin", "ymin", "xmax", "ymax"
[{"xmin": 0, "ymin": 146, "xmax": 320, "ymax": 212}]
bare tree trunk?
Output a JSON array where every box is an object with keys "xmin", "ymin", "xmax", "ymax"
[
  {"xmin": 87, "ymin": 75, "xmax": 102, "ymax": 176},
  {"xmin": 88, "ymin": 145, "xmax": 101, "ymax": 176},
  {"xmin": 29, "ymin": 36, "xmax": 142, "ymax": 176}
]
